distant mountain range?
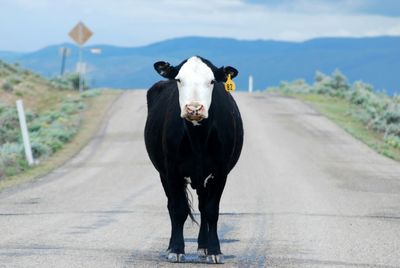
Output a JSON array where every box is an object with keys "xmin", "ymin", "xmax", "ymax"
[{"xmin": 1, "ymin": 36, "xmax": 399, "ymax": 94}]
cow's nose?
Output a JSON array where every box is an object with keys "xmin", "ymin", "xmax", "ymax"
[{"xmin": 185, "ymin": 103, "xmax": 204, "ymax": 115}]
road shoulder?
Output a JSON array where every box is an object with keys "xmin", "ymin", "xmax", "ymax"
[{"xmin": 280, "ymin": 92, "xmax": 400, "ymax": 162}]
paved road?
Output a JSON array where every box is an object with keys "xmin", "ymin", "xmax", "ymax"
[{"xmin": 1, "ymin": 91, "xmax": 400, "ymax": 267}]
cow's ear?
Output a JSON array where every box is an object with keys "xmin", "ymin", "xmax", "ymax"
[
  {"xmin": 154, "ymin": 61, "xmax": 178, "ymax": 79},
  {"xmin": 215, "ymin": 66, "xmax": 239, "ymax": 82},
  {"xmin": 223, "ymin": 66, "xmax": 238, "ymax": 79}
]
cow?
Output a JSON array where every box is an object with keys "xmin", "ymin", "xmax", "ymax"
[{"xmin": 144, "ymin": 56, "xmax": 243, "ymax": 264}]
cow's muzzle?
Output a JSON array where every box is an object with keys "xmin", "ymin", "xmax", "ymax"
[{"xmin": 183, "ymin": 103, "xmax": 207, "ymax": 121}]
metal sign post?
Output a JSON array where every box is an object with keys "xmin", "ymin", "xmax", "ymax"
[
  {"xmin": 16, "ymin": 100, "xmax": 35, "ymax": 166},
  {"xmin": 68, "ymin": 21, "xmax": 93, "ymax": 93},
  {"xmin": 78, "ymin": 44, "xmax": 83, "ymax": 93},
  {"xmin": 59, "ymin": 47, "xmax": 71, "ymax": 76}
]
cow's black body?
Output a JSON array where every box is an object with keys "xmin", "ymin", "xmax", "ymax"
[{"xmin": 144, "ymin": 58, "xmax": 243, "ymax": 262}]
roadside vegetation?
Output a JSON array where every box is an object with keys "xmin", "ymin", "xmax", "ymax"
[
  {"xmin": 0, "ymin": 60, "xmax": 105, "ymax": 181},
  {"xmin": 269, "ymin": 70, "xmax": 400, "ymax": 161}
]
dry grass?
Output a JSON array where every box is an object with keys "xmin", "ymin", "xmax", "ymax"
[{"xmin": 0, "ymin": 66, "xmax": 77, "ymax": 113}]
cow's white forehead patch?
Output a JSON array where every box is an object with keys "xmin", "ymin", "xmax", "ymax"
[
  {"xmin": 177, "ymin": 57, "xmax": 214, "ymax": 80},
  {"xmin": 176, "ymin": 56, "xmax": 215, "ymax": 121}
]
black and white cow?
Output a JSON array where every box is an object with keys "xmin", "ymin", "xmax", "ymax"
[{"xmin": 144, "ymin": 56, "xmax": 243, "ymax": 264}]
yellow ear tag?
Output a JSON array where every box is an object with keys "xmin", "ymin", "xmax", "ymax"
[{"xmin": 224, "ymin": 74, "xmax": 236, "ymax": 92}]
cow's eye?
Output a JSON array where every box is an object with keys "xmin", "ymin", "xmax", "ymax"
[
  {"xmin": 210, "ymin": 79, "xmax": 216, "ymax": 85},
  {"xmin": 175, "ymin": 78, "xmax": 181, "ymax": 83}
]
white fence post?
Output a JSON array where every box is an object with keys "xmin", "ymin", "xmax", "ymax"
[
  {"xmin": 16, "ymin": 100, "xmax": 35, "ymax": 166},
  {"xmin": 249, "ymin": 75, "xmax": 253, "ymax": 93}
]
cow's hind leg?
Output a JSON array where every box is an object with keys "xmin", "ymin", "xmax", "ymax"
[
  {"xmin": 204, "ymin": 176, "xmax": 226, "ymax": 264},
  {"xmin": 197, "ymin": 189, "xmax": 208, "ymax": 258},
  {"xmin": 159, "ymin": 175, "xmax": 175, "ymax": 256},
  {"xmin": 196, "ymin": 176, "xmax": 227, "ymax": 264},
  {"xmin": 166, "ymin": 182, "xmax": 188, "ymax": 263}
]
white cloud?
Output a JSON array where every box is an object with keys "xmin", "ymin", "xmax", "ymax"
[
  {"xmin": 386, "ymin": 25, "xmax": 400, "ymax": 36},
  {"xmin": 254, "ymin": 0, "xmax": 364, "ymax": 14},
  {"xmin": 12, "ymin": 0, "xmax": 51, "ymax": 9}
]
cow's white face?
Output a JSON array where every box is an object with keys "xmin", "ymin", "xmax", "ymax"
[
  {"xmin": 153, "ymin": 56, "xmax": 238, "ymax": 125},
  {"xmin": 175, "ymin": 57, "xmax": 215, "ymax": 122}
]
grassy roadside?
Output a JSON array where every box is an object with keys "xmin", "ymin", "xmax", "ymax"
[
  {"xmin": 0, "ymin": 90, "xmax": 121, "ymax": 191},
  {"xmin": 270, "ymin": 69, "xmax": 400, "ymax": 162},
  {"xmin": 285, "ymin": 93, "xmax": 400, "ymax": 161}
]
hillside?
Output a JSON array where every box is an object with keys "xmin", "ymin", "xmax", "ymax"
[
  {"xmin": 0, "ymin": 60, "xmax": 80, "ymax": 113},
  {"xmin": 0, "ymin": 60, "xmax": 103, "ymax": 180},
  {"xmin": 1, "ymin": 36, "xmax": 400, "ymax": 94}
]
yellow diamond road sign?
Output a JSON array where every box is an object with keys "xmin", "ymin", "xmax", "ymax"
[{"xmin": 69, "ymin": 22, "xmax": 93, "ymax": 46}]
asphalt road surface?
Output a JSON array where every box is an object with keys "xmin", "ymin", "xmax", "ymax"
[{"xmin": 1, "ymin": 91, "xmax": 400, "ymax": 268}]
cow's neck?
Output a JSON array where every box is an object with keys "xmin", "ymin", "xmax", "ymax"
[{"xmin": 184, "ymin": 118, "xmax": 212, "ymax": 152}]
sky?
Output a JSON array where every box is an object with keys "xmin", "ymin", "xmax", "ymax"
[{"xmin": 1, "ymin": 0, "xmax": 400, "ymax": 52}]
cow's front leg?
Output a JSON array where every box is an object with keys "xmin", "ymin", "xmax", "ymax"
[
  {"xmin": 204, "ymin": 176, "xmax": 226, "ymax": 264},
  {"xmin": 166, "ymin": 184, "xmax": 188, "ymax": 263}
]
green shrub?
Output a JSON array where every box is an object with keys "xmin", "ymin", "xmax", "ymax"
[
  {"xmin": 385, "ymin": 135, "xmax": 400, "ymax": 148},
  {"xmin": 48, "ymin": 111, "xmax": 63, "ymax": 122},
  {"xmin": 46, "ymin": 138, "xmax": 64, "ymax": 152},
  {"xmin": 50, "ymin": 76, "xmax": 73, "ymax": 90},
  {"xmin": 2, "ymin": 81, "xmax": 13, "ymax": 92},
  {"xmin": 81, "ymin": 89, "xmax": 101, "ymax": 98},
  {"xmin": 0, "ymin": 103, "xmax": 5, "ymax": 114},
  {"xmin": 60, "ymin": 100, "xmax": 85, "ymax": 114},
  {"xmin": 47, "ymin": 127, "xmax": 75, "ymax": 143},
  {"xmin": 350, "ymin": 88, "xmax": 371, "ymax": 105},
  {"xmin": 0, "ymin": 107, "xmax": 20, "ymax": 144},
  {"xmin": 0, "ymin": 143, "xmax": 25, "ymax": 177},
  {"xmin": 0, "ymin": 128, "xmax": 20, "ymax": 144},
  {"xmin": 50, "ymin": 73, "xmax": 89, "ymax": 91},
  {"xmin": 4, "ymin": 166, "xmax": 18, "ymax": 177},
  {"xmin": 331, "ymin": 69, "xmax": 350, "ymax": 91},
  {"xmin": 313, "ymin": 70, "xmax": 350, "ymax": 96},
  {"xmin": 385, "ymin": 124, "xmax": 400, "ymax": 136},
  {"xmin": 70, "ymin": 73, "xmax": 82, "ymax": 91},
  {"xmin": 22, "ymin": 70, "xmax": 30, "ymax": 76},
  {"xmin": 8, "ymin": 75, "xmax": 22, "ymax": 85},
  {"xmin": 278, "ymin": 79, "xmax": 311, "ymax": 94},
  {"xmin": 381, "ymin": 104, "xmax": 400, "ymax": 125},
  {"xmin": 351, "ymin": 109, "xmax": 373, "ymax": 125},
  {"xmin": 371, "ymin": 118, "xmax": 387, "ymax": 133},
  {"xmin": 0, "ymin": 142, "xmax": 24, "ymax": 158},
  {"xmin": 2, "ymin": 62, "xmax": 18, "ymax": 73},
  {"xmin": 30, "ymin": 141, "xmax": 51, "ymax": 159},
  {"xmin": 15, "ymin": 91, "xmax": 24, "ymax": 97}
]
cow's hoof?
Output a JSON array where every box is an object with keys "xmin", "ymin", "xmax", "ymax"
[
  {"xmin": 197, "ymin": 248, "xmax": 207, "ymax": 258},
  {"xmin": 167, "ymin": 252, "xmax": 185, "ymax": 263},
  {"xmin": 206, "ymin": 254, "xmax": 224, "ymax": 264}
]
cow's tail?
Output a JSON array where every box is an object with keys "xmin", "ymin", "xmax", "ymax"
[{"xmin": 184, "ymin": 184, "xmax": 198, "ymax": 225}]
